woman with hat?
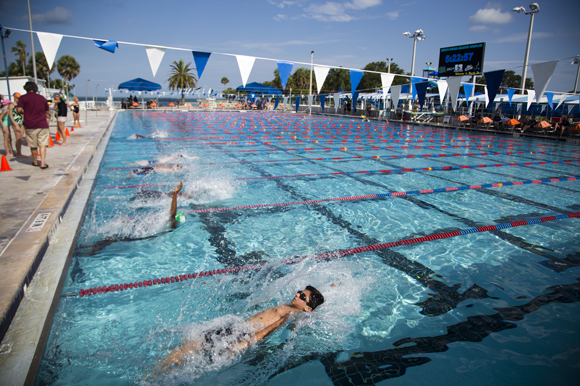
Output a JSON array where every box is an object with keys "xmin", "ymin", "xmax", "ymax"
[
  {"xmin": 0, "ymin": 98, "xmax": 14, "ymax": 157},
  {"xmin": 9, "ymin": 92, "xmax": 25, "ymax": 157}
]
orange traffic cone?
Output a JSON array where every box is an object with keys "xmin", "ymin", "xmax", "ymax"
[
  {"xmin": 75, "ymin": 123, "xmax": 80, "ymax": 128},
  {"xmin": 1, "ymin": 155, "xmax": 12, "ymax": 171},
  {"xmin": 48, "ymin": 135, "xmax": 55, "ymax": 147},
  {"xmin": 65, "ymin": 128, "xmax": 70, "ymax": 136},
  {"xmin": 55, "ymin": 131, "xmax": 60, "ymax": 142}
]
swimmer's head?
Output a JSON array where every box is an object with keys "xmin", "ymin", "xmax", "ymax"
[{"xmin": 292, "ymin": 285, "xmax": 324, "ymax": 312}]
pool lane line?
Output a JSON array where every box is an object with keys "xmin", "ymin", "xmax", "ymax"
[
  {"xmin": 232, "ymin": 158, "xmax": 580, "ymax": 181},
  {"xmin": 183, "ymin": 177, "xmax": 580, "ymax": 214},
  {"xmin": 103, "ymin": 149, "xmax": 580, "ymax": 170},
  {"xmin": 101, "ymin": 159, "xmax": 580, "ymax": 190},
  {"xmin": 77, "ymin": 212, "xmax": 580, "ymax": 297}
]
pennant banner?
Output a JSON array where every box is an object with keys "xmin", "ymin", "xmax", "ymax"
[
  {"xmin": 463, "ymin": 83, "xmax": 474, "ymax": 105},
  {"xmin": 145, "ymin": 46, "xmax": 166, "ymax": 77},
  {"xmin": 555, "ymin": 94, "xmax": 568, "ymax": 111},
  {"xmin": 483, "ymin": 69, "xmax": 505, "ymax": 108},
  {"xmin": 545, "ymin": 92, "xmax": 554, "ymax": 110},
  {"xmin": 320, "ymin": 94, "xmax": 326, "ymax": 113},
  {"xmin": 277, "ymin": 61, "xmax": 293, "ymax": 91},
  {"xmin": 526, "ymin": 89, "xmax": 535, "ymax": 110},
  {"xmin": 192, "ymin": 51, "xmax": 211, "ymax": 79},
  {"xmin": 446, "ymin": 77, "xmax": 462, "ymax": 111},
  {"xmin": 436, "ymin": 80, "xmax": 448, "ymax": 105},
  {"xmin": 333, "ymin": 93, "xmax": 340, "ymax": 113},
  {"xmin": 352, "ymin": 91, "xmax": 360, "ymax": 113},
  {"xmin": 415, "ymin": 81, "xmax": 429, "ymax": 110},
  {"xmin": 36, "ymin": 32, "xmax": 63, "ymax": 70},
  {"xmin": 235, "ymin": 55, "xmax": 256, "ymax": 87},
  {"xmin": 94, "ymin": 40, "xmax": 118, "ymax": 53},
  {"xmin": 274, "ymin": 96, "xmax": 279, "ymax": 111},
  {"xmin": 380, "ymin": 73, "xmax": 395, "ymax": 94},
  {"xmin": 295, "ymin": 96, "xmax": 301, "ymax": 113},
  {"xmin": 314, "ymin": 66, "xmax": 330, "ymax": 94},
  {"xmin": 507, "ymin": 88, "xmax": 516, "ymax": 106},
  {"xmin": 283, "ymin": 96, "xmax": 288, "ymax": 109},
  {"xmin": 349, "ymin": 70, "xmax": 364, "ymax": 97},
  {"xmin": 531, "ymin": 60, "xmax": 558, "ymax": 102},
  {"xmin": 390, "ymin": 85, "xmax": 401, "ymax": 110}
]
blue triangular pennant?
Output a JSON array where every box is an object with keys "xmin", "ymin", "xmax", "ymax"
[
  {"xmin": 352, "ymin": 91, "xmax": 359, "ymax": 113},
  {"xmin": 295, "ymin": 96, "xmax": 301, "ymax": 113},
  {"xmin": 274, "ymin": 96, "xmax": 279, "ymax": 110},
  {"xmin": 545, "ymin": 91, "xmax": 554, "ymax": 110},
  {"xmin": 415, "ymin": 81, "xmax": 429, "ymax": 111},
  {"xmin": 320, "ymin": 95, "xmax": 326, "ymax": 113},
  {"xmin": 350, "ymin": 70, "xmax": 364, "ymax": 97},
  {"xmin": 507, "ymin": 88, "xmax": 516, "ymax": 106},
  {"xmin": 463, "ymin": 83, "xmax": 474, "ymax": 105},
  {"xmin": 483, "ymin": 69, "xmax": 505, "ymax": 107},
  {"xmin": 277, "ymin": 61, "xmax": 293, "ymax": 91},
  {"xmin": 338, "ymin": 87, "xmax": 343, "ymax": 93},
  {"xmin": 94, "ymin": 40, "xmax": 118, "ymax": 53},
  {"xmin": 192, "ymin": 51, "xmax": 211, "ymax": 79}
]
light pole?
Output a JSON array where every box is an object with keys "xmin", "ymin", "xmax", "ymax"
[
  {"xmin": 26, "ymin": 0, "xmax": 37, "ymax": 83},
  {"xmin": 95, "ymin": 84, "xmax": 99, "ymax": 117},
  {"xmin": 0, "ymin": 26, "xmax": 11, "ymax": 100},
  {"xmin": 309, "ymin": 50, "xmax": 314, "ymax": 114},
  {"xmin": 85, "ymin": 79, "xmax": 90, "ymax": 125},
  {"xmin": 512, "ymin": 3, "xmax": 540, "ymax": 93},
  {"xmin": 573, "ymin": 55, "xmax": 580, "ymax": 94},
  {"xmin": 402, "ymin": 29, "xmax": 426, "ymax": 76},
  {"xmin": 387, "ymin": 58, "xmax": 393, "ymax": 73}
]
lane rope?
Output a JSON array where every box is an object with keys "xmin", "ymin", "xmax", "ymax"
[{"xmin": 78, "ymin": 212, "xmax": 580, "ymax": 297}]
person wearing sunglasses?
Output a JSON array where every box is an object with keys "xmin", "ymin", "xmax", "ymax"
[{"xmin": 156, "ymin": 286, "xmax": 324, "ymax": 373}]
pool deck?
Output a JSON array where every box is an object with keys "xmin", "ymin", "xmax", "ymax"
[{"xmin": 0, "ymin": 110, "xmax": 116, "ymax": 385}]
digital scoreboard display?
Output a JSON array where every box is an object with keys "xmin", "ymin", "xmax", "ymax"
[{"xmin": 438, "ymin": 42, "xmax": 486, "ymax": 77}]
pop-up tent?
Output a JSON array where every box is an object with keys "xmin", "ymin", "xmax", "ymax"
[
  {"xmin": 236, "ymin": 82, "xmax": 282, "ymax": 95},
  {"xmin": 118, "ymin": 78, "xmax": 162, "ymax": 107}
]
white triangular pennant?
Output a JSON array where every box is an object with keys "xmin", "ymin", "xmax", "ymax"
[
  {"xmin": 484, "ymin": 87, "xmax": 489, "ymax": 107},
  {"xmin": 145, "ymin": 46, "xmax": 166, "ymax": 77},
  {"xmin": 436, "ymin": 80, "xmax": 448, "ymax": 105},
  {"xmin": 390, "ymin": 85, "xmax": 401, "ymax": 109},
  {"xmin": 555, "ymin": 94, "xmax": 568, "ymax": 110},
  {"xmin": 313, "ymin": 66, "xmax": 330, "ymax": 94},
  {"xmin": 446, "ymin": 77, "xmax": 463, "ymax": 111},
  {"xmin": 531, "ymin": 60, "xmax": 558, "ymax": 102},
  {"xmin": 235, "ymin": 55, "xmax": 255, "ymax": 87},
  {"xmin": 283, "ymin": 96, "xmax": 288, "ymax": 109},
  {"xmin": 36, "ymin": 32, "xmax": 63, "ymax": 70},
  {"xmin": 333, "ymin": 93, "xmax": 340, "ymax": 113},
  {"xmin": 526, "ymin": 89, "xmax": 535, "ymax": 110},
  {"xmin": 380, "ymin": 73, "xmax": 395, "ymax": 94},
  {"xmin": 308, "ymin": 95, "xmax": 313, "ymax": 108}
]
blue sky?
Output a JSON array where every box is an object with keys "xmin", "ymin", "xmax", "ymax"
[{"xmin": 2, "ymin": 0, "xmax": 579, "ymax": 97}]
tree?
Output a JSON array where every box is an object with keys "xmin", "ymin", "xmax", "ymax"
[
  {"xmin": 50, "ymin": 79, "xmax": 64, "ymax": 89},
  {"xmin": 0, "ymin": 62, "xmax": 23, "ymax": 77},
  {"xmin": 167, "ymin": 59, "xmax": 197, "ymax": 105},
  {"xmin": 291, "ymin": 67, "xmax": 313, "ymax": 94},
  {"xmin": 28, "ymin": 51, "xmax": 55, "ymax": 84},
  {"xmin": 11, "ymin": 40, "xmax": 28, "ymax": 76},
  {"xmin": 221, "ymin": 77, "xmax": 229, "ymax": 89},
  {"xmin": 357, "ymin": 61, "xmax": 407, "ymax": 92},
  {"xmin": 324, "ymin": 68, "xmax": 350, "ymax": 93},
  {"xmin": 57, "ymin": 55, "xmax": 80, "ymax": 92}
]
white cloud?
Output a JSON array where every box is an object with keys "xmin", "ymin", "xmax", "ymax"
[
  {"xmin": 268, "ymin": 0, "xmax": 306, "ymax": 8},
  {"xmin": 28, "ymin": 6, "xmax": 74, "ymax": 25},
  {"xmin": 345, "ymin": 0, "xmax": 382, "ymax": 10},
  {"xmin": 494, "ymin": 31, "xmax": 555, "ymax": 43},
  {"xmin": 274, "ymin": 14, "xmax": 288, "ymax": 21},
  {"xmin": 469, "ymin": 25, "xmax": 500, "ymax": 33},
  {"xmin": 303, "ymin": 0, "xmax": 382, "ymax": 22},
  {"xmin": 386, "ymin": 11, "xmax": 399, "ymax": 20},
  {"xmin": 469, "ymin": 7, "xmax": 512, "ymax": 24}
]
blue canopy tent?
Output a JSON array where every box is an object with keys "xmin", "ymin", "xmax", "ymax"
[
  {"xmin": 236, "ymin": 82, "xmax": 282, "ymax": 95},
  {"xmin": 118, "ymin": 78, "xmax": 162, "ymax": 108}
]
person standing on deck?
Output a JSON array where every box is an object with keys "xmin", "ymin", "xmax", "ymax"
[
  {"xmin": 53, "ymin": 94, "xmax": 70, "ymax": 145},
  {"xmin": 16, "ymin": 81, "xmax": 51, "ymax": 168}
]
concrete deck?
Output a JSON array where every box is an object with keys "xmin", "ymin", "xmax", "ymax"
[{"xmin": 0, "ymin": 110, "xmax": 116, "ymax": 385}]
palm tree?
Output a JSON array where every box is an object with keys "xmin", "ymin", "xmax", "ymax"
[
  {"xmin": 11, "ymin": 40, "xmax": 28, "ymax": 76},
  {"xmin": 221, "ymin": 77, "xmax": 229, "ymax": 89},
  {"xmin": 28, "ymin": 52, "xmax": 55, "ymax": 85},
  {"xmin": 167, "ymin": 60, "xmax": 197, "ymax": 105},
  {"xmin": 57, "ymin": 55, "xmax": 80, "ymax": 93}
]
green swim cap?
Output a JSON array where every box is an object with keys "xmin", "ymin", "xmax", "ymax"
[{"xmin": 175, "ymin": 210, "xmax": 186, "ymax": 224}]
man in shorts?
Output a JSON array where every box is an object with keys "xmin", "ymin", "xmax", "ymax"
[
  {"xmin": 53, "ymin": 94, "xmax": 69, "ymax": 146},
  {"xmin": 157, "ymin": 286, "xmax": 325, "ymax": 372},
  {"xmin": 17, "ymin": 81, "xmax": 51, "ymax": 169}
]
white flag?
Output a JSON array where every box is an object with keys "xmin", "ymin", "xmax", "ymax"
[
  {"xmin": 235, "ymin": 55, "xmax": 256, "ymax": 87},
  {"xmin": 145, "ymin": 46, "xmax": 166, "ymax": 77},
  {"xmin": 36, "ymin": 32, "xmax": 63, "ymax": 70}
]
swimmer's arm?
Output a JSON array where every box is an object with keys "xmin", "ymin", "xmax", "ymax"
[
  {"xmin": 234, "ymin": 314, "xmax": 290, "ymax": 351},
  {"xmin": 155, "ymin": 339, "xmax": 201, "ymax": 375},
  {"xmin": 169, "ymin": 181, "xmax": 182, "ymax": 228}
]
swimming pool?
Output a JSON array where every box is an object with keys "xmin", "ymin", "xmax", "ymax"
[{"xmin": 35, "ymin": 111, "xmax": 580, "ymax": 385}]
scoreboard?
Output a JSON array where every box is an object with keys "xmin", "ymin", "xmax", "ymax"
[{"xmin": 438, "ymin": 42, "xmax": 486, "ymax": 77}]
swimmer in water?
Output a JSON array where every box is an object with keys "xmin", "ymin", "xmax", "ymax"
[
  {"xmin": 127, "ymin": 131, "xmax": 170, "ymax": 140},
  {"xmin": 123, "ymin": 154, "xmax": 199, "ymax": 168},
  {"xmin": 156, "ymin": 286, "xmax": 324, "ymax": 373},
  {"xmin": 130, "ymin": 164, "xmax": 184, "ymax": 176}
]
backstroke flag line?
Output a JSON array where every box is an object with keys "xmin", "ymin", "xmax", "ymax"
[
  {"xmin": 483, "ymin": 69, "xmax": 505, "ymax": 108},
  {"xmin": 447, "ymin": 76, "xmax": 463, "ymax": 111},
  {"xmin": 192, "ymin": 51, "xmax": 211, "ymax": 79},
  {"xmin": 314, "ymin": 66, "xmax": 330, "ymax": 94},
  {"xmin": 390, "ymin": 85, "xmax": 401, "ymax": 110},
  {"xmin": 277, "ymin": 61, "xmax": 293, "ymax": 91},
  {"xmin": 145, "ymin": 46, "xmax": 165, "ymax": 77},
  {"xmin": 380, "ymin": 73, "xmax": 395, "ymax": 94},
  {"xmin": 526, "ymin": 90, "xmax": 535, "ymax": 110},
  {"xmin": 36, "ymin": 32, "xmax": 63, "ymax": 70},
  {"xmin": 236, "ymin": 55, "xmax": 256, "ymax": 87},
  {"xmin": 436, "ymin": 80, "xmax": 448, "ymax": 105},
  {"xmin": 531, "ymin": 60, "xmax": 559, "ymax": 102},
  {"xmin": 349, "ymin": 70, "xmax": 364, "ymax": 98}
]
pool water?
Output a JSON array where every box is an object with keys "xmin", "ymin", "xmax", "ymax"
[{"xmin": 35, "ymin": 111, "xmax": 580, "ymax": 385}]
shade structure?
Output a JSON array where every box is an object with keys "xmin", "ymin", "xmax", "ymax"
[
  {"xmin": 236, "ymin": 82, "xmax": 282, "ymax": 95},
  {"xmin": 118, "ymin": 78, "xmax": 162, "ymax": 91}
]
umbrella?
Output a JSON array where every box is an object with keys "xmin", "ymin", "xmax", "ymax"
[
  {"xmin": 535, "ymin": 121, "xmax": 552, "ymax": 128},
  {"xmin": 479, "ymin": 117, "xmax": 493, "ymax": 123},
  {"xmin": 504, "ymin": 119, "xmax": 520, "ymax": 126},
  {"xmin": 571, "ymin": 123, "xmax": 580, "ymax": 131},
  {"xmin": 168, "ymin": 102, "xmax": 175, "ymax": 107},
  {"xmin": 457, "ymin": 115, "xmax": 469, "ymax": 122}
]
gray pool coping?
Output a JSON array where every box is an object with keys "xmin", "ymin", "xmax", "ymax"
[{"xmin": 0, "ymin": 110, "xmax": 116, "ymax": 385}]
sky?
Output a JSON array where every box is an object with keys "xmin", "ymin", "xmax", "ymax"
[{"xmin": 1, "ymin": 0, "xmax": 579, "ymax": 97}]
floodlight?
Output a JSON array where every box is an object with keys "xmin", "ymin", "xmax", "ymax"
[
  {"xmin": 402, "ymin": 32, "xmax": 411, "ymax": 37},
  {"xmin": 4, "ymin": 29, "xmax": 10, "ymax": 38},
  {"xmin": 511, "ymin": 6, "xmax": 525, "ymax": 13},
  {"xmin": 529, "ymin": 2, "xmax": 540, "ymax": 12}
]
